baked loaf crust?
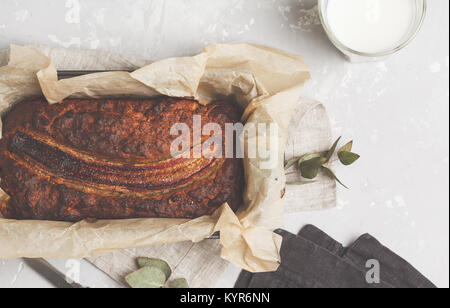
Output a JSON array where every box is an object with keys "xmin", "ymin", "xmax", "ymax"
[{"xmin": 0, "ymin": 97, "xmax": 243, "ymax": 222}]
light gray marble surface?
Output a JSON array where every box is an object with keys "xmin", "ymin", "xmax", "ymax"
[{"xmin": 0, "ymin": 0, "xmax": 448, "ymax": 288}]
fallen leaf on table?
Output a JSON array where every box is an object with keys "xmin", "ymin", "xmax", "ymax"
[
  {"xmin": 125, "ymin": 266, "xmax": 166, "ymax": 289},
  {"xmin": 169, "ymin": 278, "xmax": 190, "ymax": 288},
  {"xmin": 137, "ymin": 257, "xmax": 172, "ymax": 280}
]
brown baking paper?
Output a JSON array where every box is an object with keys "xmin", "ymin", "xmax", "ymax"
[{"xmin": 0, "ymin": 44, "xmax": 310, "ymax": 273}]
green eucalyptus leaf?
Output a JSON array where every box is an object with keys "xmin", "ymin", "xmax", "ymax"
[
  {"xmin": 285, "ymin": 153, "xmax": 324, "ymax": 170},
  {"xmin": 338, "ymin": 141, "xmax": 353, "ymax": 153},
  {"xmin": 338, "ymin": 151, "xmax": 360, "ymax": 166},
  {"xmin": 125, "ymin": 266, "xmax": 166, "ymax": 288},
  {"xmin": 300, "ymin": 163, "xmax": 320, "ymax": 179},
  {"xmin": 300, "ymin": 157, "xmax": 326, "ymax": 179},
  {"xmin": 297, "ymin": 153, "xmax": 323, "ymax": 165},
  {"xmin": 137, "ymin": 257, "xmax": 172, "ymax": 281},
  {"xmin": 326, "ymin": 137, "xmax": 342, "ymax": 162},
  {"xmin": 169, "ymin": 278, "xmax": 190, "ymax": 288},
  {"xmin": 322, "ymin": 166, "xmax": 349, "ymax": 189},
  {"xmin": 284, "ymin": 157, "xmax": 300, "ymax": 170}
]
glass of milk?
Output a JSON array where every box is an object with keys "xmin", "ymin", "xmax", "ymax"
[{"xmin": 318, "ymin": 0, "xmax": 427, "ymax": 62}]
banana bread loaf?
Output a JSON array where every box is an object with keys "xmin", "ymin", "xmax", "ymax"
[{"xmin": 0, "ymin": 97, "xmax": 243, "ymax": 222}]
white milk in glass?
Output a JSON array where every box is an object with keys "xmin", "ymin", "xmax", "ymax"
[{"xmin": 327, "ymin": 0, "xmax": 414, "ymax": 54}]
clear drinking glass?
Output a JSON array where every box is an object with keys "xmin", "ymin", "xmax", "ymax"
[{"xmin": 318, "ymin": 0, "xmax": 427, "ymax": 62}]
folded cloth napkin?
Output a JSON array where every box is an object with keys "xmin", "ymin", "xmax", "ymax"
[{"xmin": 235, "ymin": 225, "xmax": 436, "ymax": 288}]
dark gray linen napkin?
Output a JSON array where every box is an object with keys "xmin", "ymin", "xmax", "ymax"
[{"xmin": 235, "ymin": 225, "xmax": 436, "ymax": 289}]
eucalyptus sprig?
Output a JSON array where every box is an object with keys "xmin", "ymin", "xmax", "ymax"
[
  {"xmin": 125, "ymin": 257, "xmax": 190, "ymax": 288},
  {"xmin": 285, "ymin": 137, "xmax": 360, "ymax": 189}
]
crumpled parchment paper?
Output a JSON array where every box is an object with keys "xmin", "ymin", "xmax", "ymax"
[{"xmin": 0, "ymin": 43, "xmax": 311, "ymax": 273}]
